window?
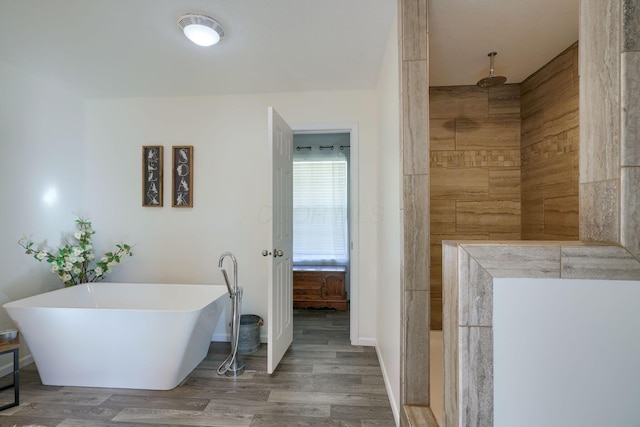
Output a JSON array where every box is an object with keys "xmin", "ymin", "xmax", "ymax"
[{"xmin": 293, "ymin": 135, "xmax": 349, "ymax": 265}]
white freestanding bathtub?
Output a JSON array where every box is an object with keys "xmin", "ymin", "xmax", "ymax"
[{"xmin": 3, "ymin": 282, "xmax": 228, "ymax": 390}]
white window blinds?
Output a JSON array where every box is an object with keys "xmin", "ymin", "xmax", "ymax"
[{"xmin": 293, "ymin": 153, "xmax": 349, "ymax": 264}]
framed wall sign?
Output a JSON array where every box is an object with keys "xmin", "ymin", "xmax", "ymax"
[
  {"xmin": 142, "ymin": 146, "xmax": 163, "ymax": 207},
  {"xmin": 172, "ymin": 145, "xmax": 193, "ymax": 207}
]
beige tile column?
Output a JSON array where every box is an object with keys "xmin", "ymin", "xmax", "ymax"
[
  {"xmin": 399, "ymin": 0, "xmax": 430, "ymax": 415},
  {"xmin": 580, "ymin": 0, "xmax": 640, "ymax": 260},
  {"xmin": 621, "ymin": 0, "xmax": 640, "ymax": 259},
  {"xmin": 579, "ymin": 0, "xmax": 621, "ymax": 243}
]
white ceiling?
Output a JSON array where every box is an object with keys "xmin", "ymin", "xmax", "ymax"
[
  {"xmin": 429, "ymin": 0, "xmax": 580, "ymax": 87},
  {"xmin": 0, "ymin": 0, "xmax": 579, "ymax": 99}
]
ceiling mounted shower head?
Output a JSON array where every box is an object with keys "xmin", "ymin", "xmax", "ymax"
[{"xmin": 477, "ymin": 51, "xmax": 507, "ymax": 88}]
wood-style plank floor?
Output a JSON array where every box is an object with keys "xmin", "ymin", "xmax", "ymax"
[{"xmin": 0, "ymin": 309, "xmax": 395, "ymax": 426}]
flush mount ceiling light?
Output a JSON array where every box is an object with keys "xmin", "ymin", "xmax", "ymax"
[{"xmin": 178, "ymin": 14, "xmax": 224, "ymax": 47}]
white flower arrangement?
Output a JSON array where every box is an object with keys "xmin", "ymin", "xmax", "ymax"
[{"xmin": 19, "ymin": 217, "xmax": 133, "ymax": 287}]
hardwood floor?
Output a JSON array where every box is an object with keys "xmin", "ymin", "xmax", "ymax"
[{"xmin": 0, "ymin": 309, "xmax": 395, "ymax": 426}]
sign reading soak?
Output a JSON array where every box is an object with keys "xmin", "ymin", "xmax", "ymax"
[{"xmin": 172, "ymin": 146, "xmax": 193, "ymax": 208}]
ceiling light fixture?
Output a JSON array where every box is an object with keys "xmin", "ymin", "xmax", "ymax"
[{"xmin": 178, "ymin": 14, "xmax": 224, "ymax": 47}]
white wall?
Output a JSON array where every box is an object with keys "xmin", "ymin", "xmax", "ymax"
[
  {"xmin": 375, "ymin": 13, "xmax": 401, "ymax": 424},
  {"xmin": 0, "ymin": 60, "xmax": 85, "ymax": 329},
  {"xmin": 84, "ymin": 90, "xmax": 380, "ymax": 342},
  {"xmin": 494, "ymin": 278, "xmax": 640, "ymax": 427}
]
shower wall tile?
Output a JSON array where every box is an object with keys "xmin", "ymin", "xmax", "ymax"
[
  {"xmin": 402, "ymin": 60, "xmax": 429, "ymax": 175},
  {"xmin": 561, "ymin": 245, "xmax": 640, "ymax": 279},
  {"xmin": 580, "ymin": 180, "xmax": 620, "ymax": 243},
  {"xmin": 430, "ymin": 149, "xmax": 520, "ymax": 168},
  {"xmin": 489, "ymin": 169, "xmax": 521, "ymax": 199},
  {"xmin": 622, "ymin": 52, "xmax": 640, "ymax": 166},
  {"xmin": 403, "ymin": 289, "xmax": 430, "ymax": 405},
  {"xmin": 462, "ymin": 245, "xmax": 561, "ymax": 278},
  {"xmin": 429, "ymin": 87, "xmax": 488, "ymax": 119},
  {"xmin": 623, "ymin": 0, "xmax": 640, "ymax": 51},
  {"xmin": 429, "ymin": 84, "xmax": 522, "ymax": 329},
  {"xmin": 403, "ymin": 174, "xmax": 429, "ymax": 292},
  {"xmin": 429, "ymin": 119, "xmax": 455, "ymax": 151},
  {"xmin": 458, "ymin": 326, "xmax": 493, "ymax": 427},
  {"xmin": 580, "ymin": 0, "xmax": 620, "ymax": 183},
  {"xmin": 543, "ymin": 86, "xmax": 579, "ymax": 140},
  {"xmin": 488, "ymin": 84, "xmax": 521, "ymax": 118},
  {"xmin": 400, "ymin": 0, "xmax": 427, "ymax": 61},
  {"xmin": 455, "ymin": 118, "xmax": 521, "ymax": 150},
  {"xmin": 430, "ymin": 199, "xmax": 456, "ymax": 233},
  {"xmin": 430, "ymin": 168, "xmax": 489, "ymax": 199},
  {"xmin": 456, "ymin": 200, "xmax": 520, "ymax": 235},
  {"xmin": 521, "ymin": 108, "xmax": 544, "ymax": 148},
  {"xmin": 621, "ymin": 167, "xmax": 640, "ymax": 259},
  {"xmin": 521, "ymin": 197, "xmax": 544, "ymax": 239},
  {"xmin": 521, "ymin": 153, "xmax": 578, "ymax": 199},
  {"xmin": 520, "ymin": 42, "xmax": 579, "ymax": 241},
  {"xmin": 543, "ymin": 194, "xmax": 579, "ymax": 238},
  {"xmin": 520, "ymin": 43, "xmax": 577, "ymax": 119}
]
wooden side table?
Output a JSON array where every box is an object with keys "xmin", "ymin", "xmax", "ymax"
[{"xmin": 0, "ymin": 334, "xmax": 19, "ymax": 410}]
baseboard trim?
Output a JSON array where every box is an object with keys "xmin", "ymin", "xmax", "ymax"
[
  {"xmin": 351, "ymin": 337, "xmax": 376, "ymax": 346},
  {"xmin": 376, "ymin": 344, "xmax": 400, "ymax": 426}
]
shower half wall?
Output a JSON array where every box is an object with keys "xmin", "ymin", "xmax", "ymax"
[{"xmin": 429, "ymin": 42, "xmax": 580, "ymax": 329}]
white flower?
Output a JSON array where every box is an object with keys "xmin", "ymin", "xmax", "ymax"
[{"xmin": 21, "ymin": 217, "xmax": 132, "ymax": 287}]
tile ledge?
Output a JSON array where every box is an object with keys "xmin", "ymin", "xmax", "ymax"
[
  {"xmin": 403, "ymin": 404, "xmax": 439, "ymax": 427},
  {"xmin": 442, "ymin": 239, "xmax": 614, "ymax": 248}
]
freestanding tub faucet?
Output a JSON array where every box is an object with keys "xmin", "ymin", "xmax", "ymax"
[{"xmin": 217, "ymin": 251, "xmax": 244, "ymax": 376}]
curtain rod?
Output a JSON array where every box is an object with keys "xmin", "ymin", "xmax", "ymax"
[{"xmin": 295, "ymin": 145, "xmax": 350, "ymax": 151}]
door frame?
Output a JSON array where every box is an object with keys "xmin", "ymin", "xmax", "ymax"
[{"xmin": 291, "ymin": 122, "xmax": 361, "ymax": 345}]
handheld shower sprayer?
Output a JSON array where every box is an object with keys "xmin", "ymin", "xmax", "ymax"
[
  {"xmin": 219, "ymin": 266, "xmax": 233, "ymax": 296},
  {"xmin": 218, "ymin": 251, "xmax": 237, "ymax": 297}
]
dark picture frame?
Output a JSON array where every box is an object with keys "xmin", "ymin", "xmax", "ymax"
[
  {"xmin": 142, "ymin": 146, "xmax": 163, "ymax": 207},
  {"xmin": 172, "ymin": 145, "xmax": 193, "ymax": 207}
]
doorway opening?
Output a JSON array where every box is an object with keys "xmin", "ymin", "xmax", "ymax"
[{"xmin": 291, "ymin": 124, "xmax": 360, "ymax": 344}]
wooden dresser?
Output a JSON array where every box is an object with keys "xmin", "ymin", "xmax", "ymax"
[{"xmin": 292, "ymin": 266, "xmax": 348, "ymax": 311}]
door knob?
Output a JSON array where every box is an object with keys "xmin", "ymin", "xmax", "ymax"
[
  {"xmin": 262, "ymin": 250, "xmax": 272, "ymax": 257},
  {"xmin": 274, "ymin": 249, "xmax": 284, "ymax": 257}
]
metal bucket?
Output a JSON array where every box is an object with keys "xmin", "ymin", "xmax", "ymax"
[{"xmin": 238, "ymin": 314, "xmax": 263, "ymax": 355}]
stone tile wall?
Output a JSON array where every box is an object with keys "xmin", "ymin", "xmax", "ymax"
[
  {"xmin": 520, "ymin": 42, "xmax": 580, "ymax": 240},
  {"xmin": 429, "ymin": 85, "xmax": 521, "ymax": 330},
  {"xmin": 579, "ymin": 0, "xmax": 640, "ymax": 258},
  {"xmin": 399, "ymin": 0, "xmax": 430, "ymax": 420},
  {"xmin": 621, "ymin": 0, "xmax": 640, "ymax": 260},
  {"xmin": 579, "ymin": 0, "xmax": 621, "ymax": 243}
]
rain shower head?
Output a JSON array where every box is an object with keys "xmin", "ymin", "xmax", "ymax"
[{"xmin": 477, "ymin": 51, "xmax": 507, "ymax": 88}]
